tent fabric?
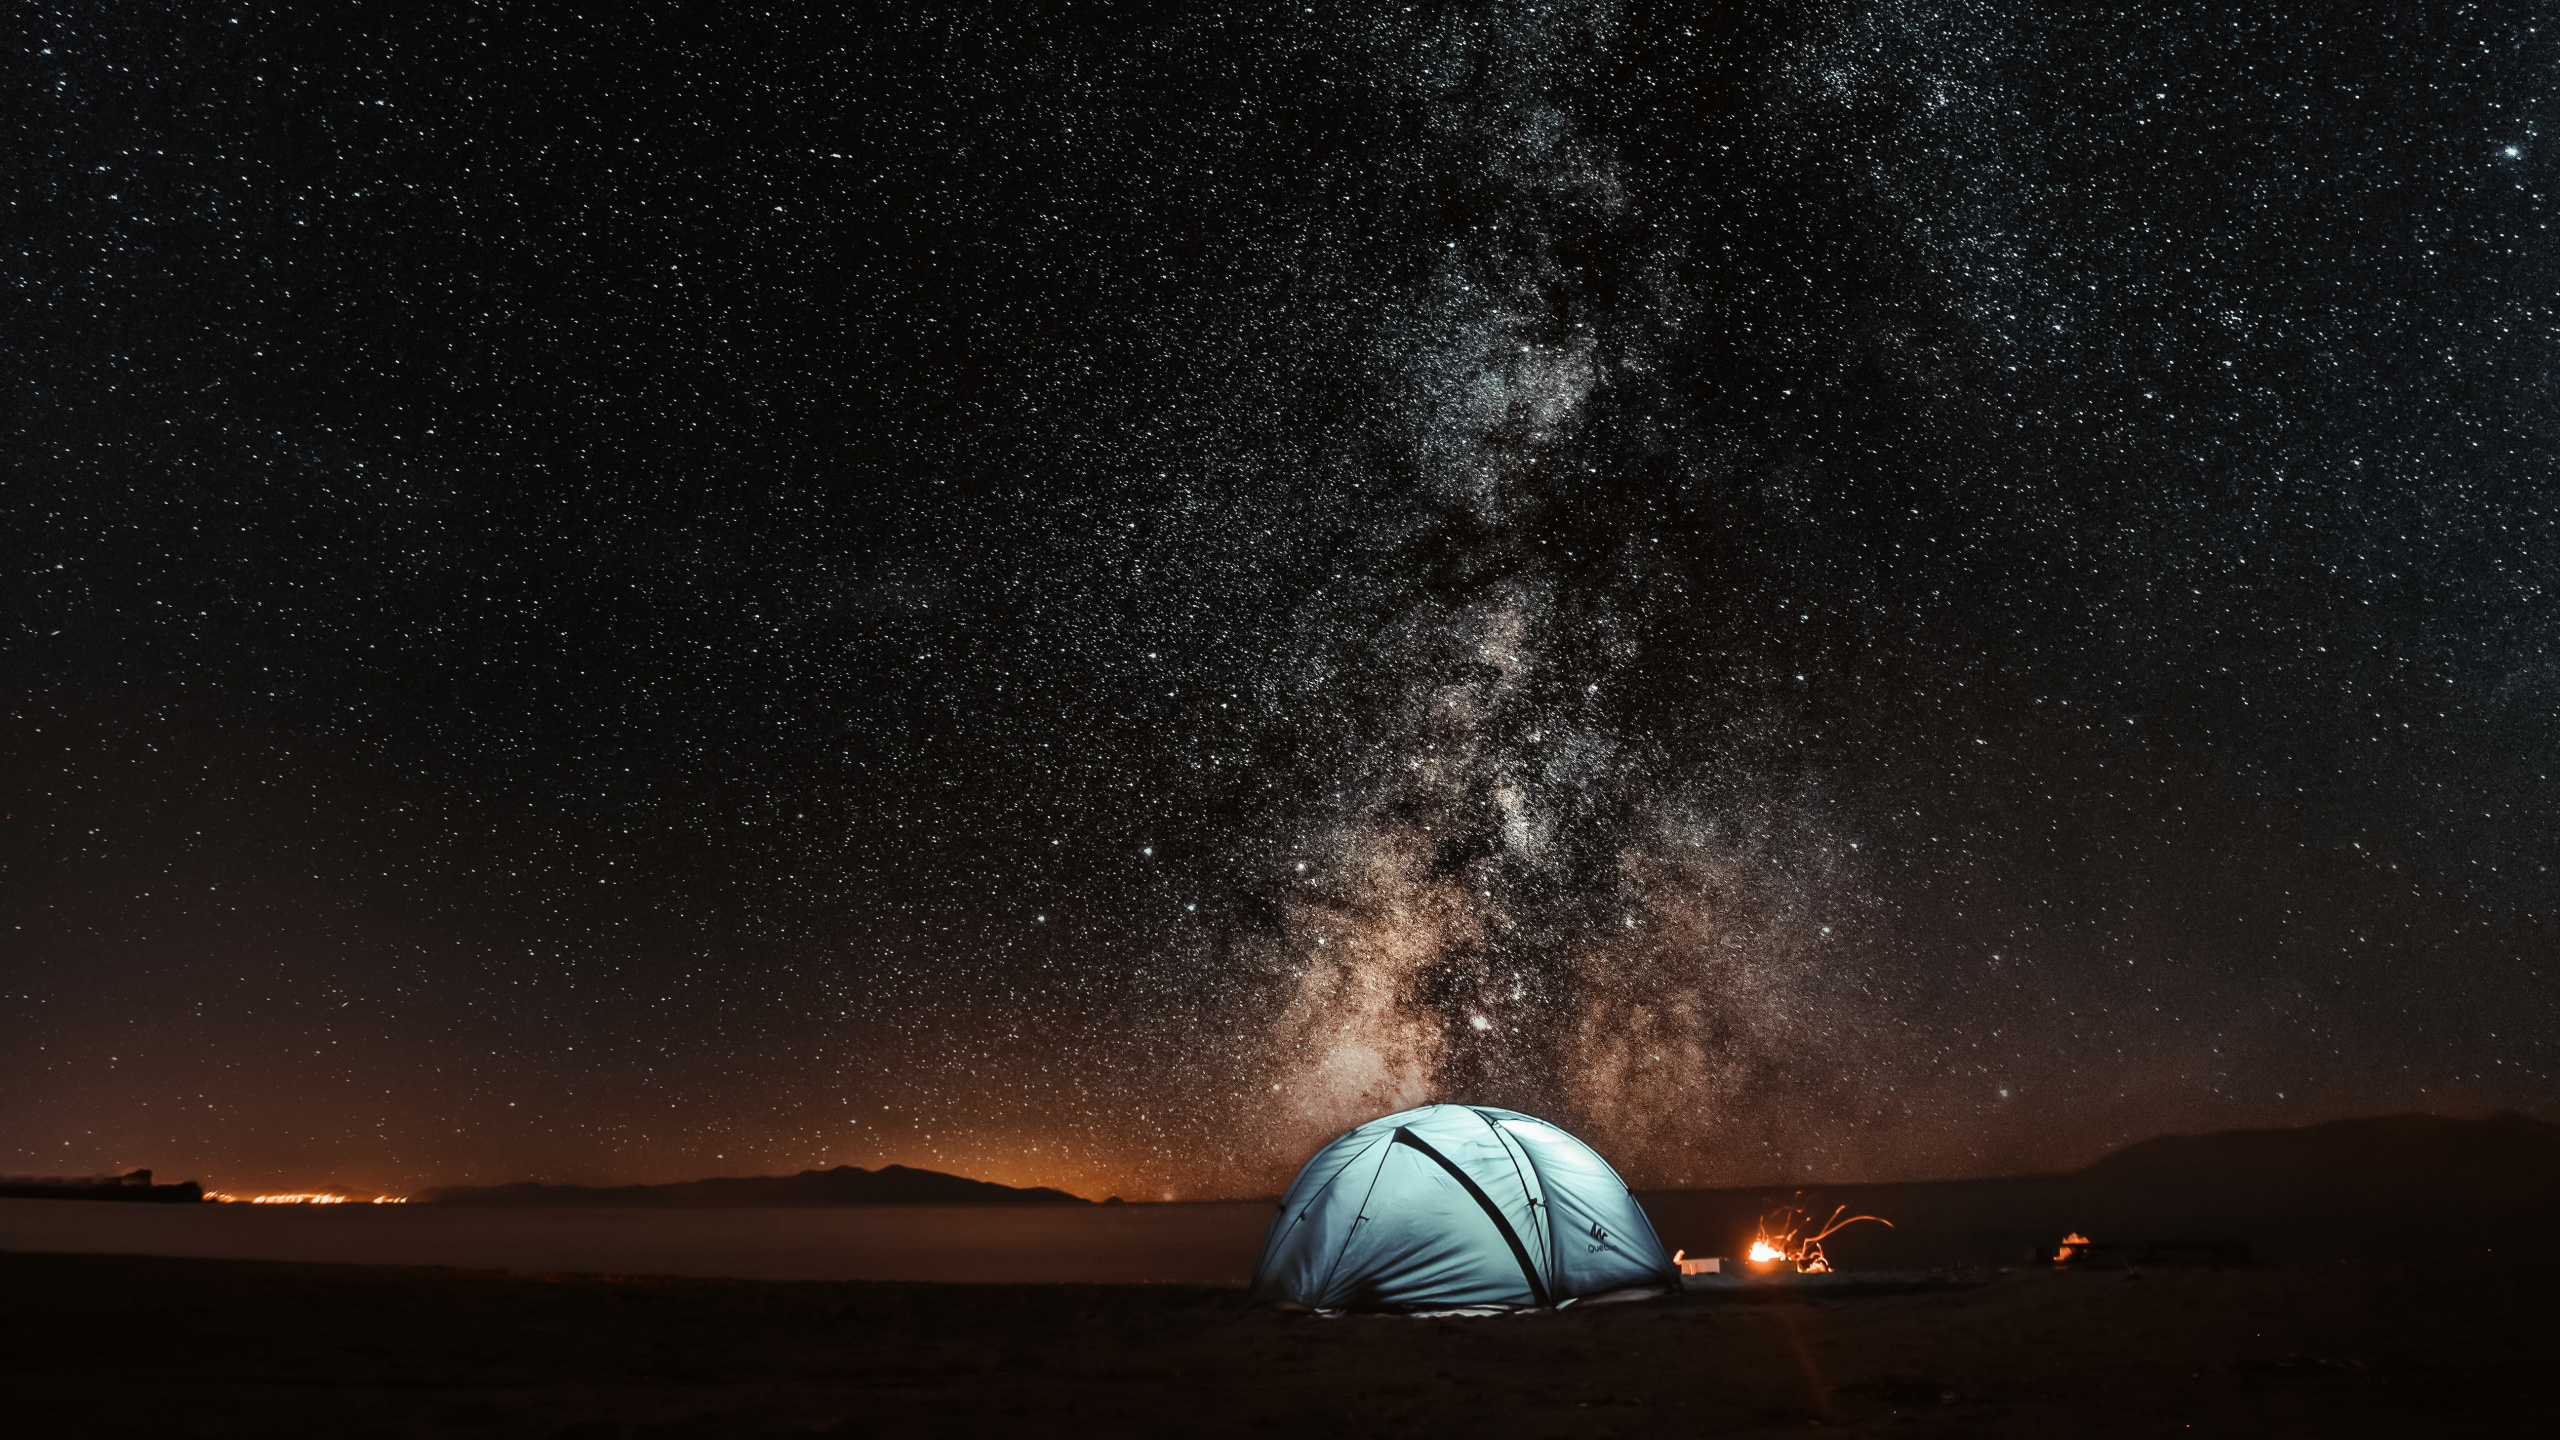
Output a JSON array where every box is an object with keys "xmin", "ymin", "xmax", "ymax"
[{"xmin": 1249, "ymin": 1103, "xmax": 1678, "ymax": 1311}]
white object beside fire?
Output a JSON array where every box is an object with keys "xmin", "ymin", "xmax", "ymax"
[{"xmin": 1671, "ymin": 1249, "xmax": 1722, "ymax": 1276}]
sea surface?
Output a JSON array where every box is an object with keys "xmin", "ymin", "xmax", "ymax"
[{"xmin": 0, "ymin": 1198, "xmax": 1277, "ymax": 1284}]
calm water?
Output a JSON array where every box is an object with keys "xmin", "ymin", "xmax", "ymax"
[{"xmin": 0, "ymin": 1198, "xmax": 1277, "ymax": 1284}]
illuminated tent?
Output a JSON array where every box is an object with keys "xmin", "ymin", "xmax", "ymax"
[{"xmin": 1250, "ymin": 1103, "xmax": 1678, "ymax": 1312}]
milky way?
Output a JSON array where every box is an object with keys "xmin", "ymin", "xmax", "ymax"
[
  {"xmin": 8, "ymin": 3, "xmax": 2557, "ymax": 1198},
  {"xmin": 1238, "ymin": 3, "xmax": 1843, "ymax": 1176}
]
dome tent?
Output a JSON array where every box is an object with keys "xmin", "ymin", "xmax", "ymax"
[{"xmin": 1250, "ymin": 1104, "xmax": 1678, "ymax": 1312}]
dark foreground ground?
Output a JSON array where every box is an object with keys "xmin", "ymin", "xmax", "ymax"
[{"xmin": 7, "ymin": 1250, "xmax": 2555, "ymax": 1438}]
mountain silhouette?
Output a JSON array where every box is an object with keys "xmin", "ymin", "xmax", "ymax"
[
  {"xmin": 2078, "ymin": 1110, "xmax": 2560, "ymax": 1202},
  {"xmin": 416, "ymin": 1163, "xmax": 1088, "ymax": 1208},
  {"xmin": 1640, "ymin": 1110, "xmax": 2560, "ymax": 1267}
]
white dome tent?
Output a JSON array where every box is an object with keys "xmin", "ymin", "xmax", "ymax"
[{"xmin": 1250, "ymin": 1103, "xmax": 1679, "ymax": 1312}]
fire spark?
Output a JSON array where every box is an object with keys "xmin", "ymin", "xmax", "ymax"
[{"xmin": 1748, "ymin": 1202, "xmax": 1893, "ymax": 1273}]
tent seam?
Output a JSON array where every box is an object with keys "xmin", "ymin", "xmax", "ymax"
[
  {"xmin": 1287, "ymin": 1131, "xmax": 1388, "ymax": 1225},
  {"xmin": 1310, "ymin": 1133, "xmax": 1395, "ymax": 1308},
  {"xmin": 1391, "ymin": 1126, "xmax": 1552, "ymax": 1308},
  {"xmin": 1472, "ymin": 1107, "xmax": 1549, "ymax": 1283},
  {"xmin": 1253, "ymin": 1132, "xmax": 1385, "ymax": 1298},
  {"xmin": 1501, "ymin": 1118, "xmax": 1564, "ymax": 1298}
]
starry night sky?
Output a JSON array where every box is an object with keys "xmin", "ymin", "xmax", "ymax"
[{"xmin": 9, "ymin": 1, "xmax": 2558, "ymax": 1200}]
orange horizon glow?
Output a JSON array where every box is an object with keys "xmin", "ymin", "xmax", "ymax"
[{"xmin": 203, "ymin": 1192, "xmax": 408, "ymax": 1205}]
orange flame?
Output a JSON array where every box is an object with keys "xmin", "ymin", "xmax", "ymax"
[
  {"xmin": 1749, "ymin": 1201, "xmax": 1893, "ymax": 1273},
  {"xmin": 2052, "ymin": 1231, "xmax": 2091, "ymax": 1263}
]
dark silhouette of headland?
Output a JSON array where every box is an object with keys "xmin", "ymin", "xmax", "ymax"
[
  {"xmin": 0, "ymin": 1169, "xmax": 203, "ymax": 1204},
  {"xmin": 415, "ymin": 1163, "xmax": 1088, "ymax": 1207},
  {"xmin": 1641, "ymin": 1110, "xmax": 2560, "ymax": 1268}
]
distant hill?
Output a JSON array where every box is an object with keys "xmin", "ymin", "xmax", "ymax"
[
  {"xmin": 0, "ymin": 1169, "xmax": 202, "ymax": 1204},
  {"xmin": 2080, "ymin": 1110, "xmax": 2560, "ymax": 1201},
  {"xmin": 416, "ymin": 1163, "xmax": 1088, "ymax": 1208},
  {"xmin": 1639, "ymin": 1110, "xmax": 2560, "ymax": 1267}
]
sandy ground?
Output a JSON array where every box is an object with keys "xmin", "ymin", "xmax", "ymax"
[{"xmin": 8, "ymin": 1248, "xmax": 2554, "ymax": 1438}]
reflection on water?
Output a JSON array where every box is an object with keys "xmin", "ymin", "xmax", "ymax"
[{"xmin": 0, "ymin": 1198, "xmax": 1275, "ymax": 1285}]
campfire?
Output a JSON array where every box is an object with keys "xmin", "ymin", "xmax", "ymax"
[{"xmin": 1746, "ymin": 1203, "xmax": 1893, "ymax": 1274}]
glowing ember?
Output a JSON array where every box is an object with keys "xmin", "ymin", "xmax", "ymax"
[
  {"xmin": 2053, "ymin": 1231, "xmax": 2092, "ymax": 1263},
  {"xmin": 1748, "ymin": 1202, "xmax": 1893, "ymax": 1273}
]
